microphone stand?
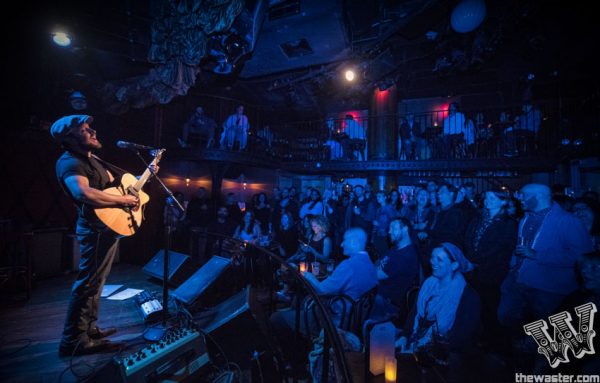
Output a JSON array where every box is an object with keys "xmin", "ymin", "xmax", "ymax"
[{"xmin": 131, "ymin": 150, "xmax": 185, "ymax": 342}]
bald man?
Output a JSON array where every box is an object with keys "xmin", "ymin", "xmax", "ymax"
[
  {"xmin": 498, "ymin": 183, "xmax": 593, "ymax": 329},
  {"xmin": 269, "ymin": 228, "xmax": 377, "ymax": 366},
  {"xmin": 302, "ymin": 227, "xmax": 377, "ymax": 299}
]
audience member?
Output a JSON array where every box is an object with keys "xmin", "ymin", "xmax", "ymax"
[
  {"xmin": 347, "ymin": 185, "xmax": 377, "ymax": 238},
  {"xmin": 185, "ymin": 187, "xmax": 211, "ymax": 228},
  {"xmin": 373, "ymin": 218, "xmax": 419, "ymax": 322},
  {"xmin": 299, "ymin": 188, "xmax": 324, "ymax": 219},
  {"xmin": 324, "ymin": 117, "xmax": 344, "ymax": 160},
  {"xmin": 253, "ymin": 192, "xmax": 271, "ymax": 233},
  {"xmin": 342, "ymin": 114, "xmax": 366, "ymax": 161},
  {"xmin": 441, "ymin": 103, "xmax": 469, "ymax": 158},
  {"xmin": 270, "ymin": 228, "xmax": 377, "ymax": 366},
  {"xmin": 274, "ymin": 212, "xmax": 299, "ymax": 259},
  {"xmin": 396, "ymin": 243, "xmax": 479, "ymax": 382},
  {"xmin": 372, "ymin": 190, "xmax": 398, "ymax": 257},
  {"xmin": 426, "ymin": 180, "xmax": 440, "ymax": 212},
  {"xmin": 225, "ymin": 192, "xmax": 242, "ymax": 225},
  {"xmin": 427, "ymin": 182, "xmax": 469, "ymax": 252},
  {"xmin": 403, "ymin": 188, "xmax": 436, "ymax": 260},
  {"xmin": 463, "ymin": 190, "xmax": 517, "ymax": 349},
  {"xmin": 455, "ymin": 184, "xmax": 478, "ymax": 224},
  {"xmin": 178, "ymin": 106, "xmax": 217, "ymax": 148},
  {"xmin": 552, "ymin": 251, "xmax": 600, "ymax": 374},
  {"xmin": 572, "ymin": 198, "xmax": 599, "ymax": 251},
  {"xmin": 290, "ymin": 215, "xmax": 332, "ymax": 269},
  {"xmin": 220, "ymin": 105, "xmax": 249, "ymax": 150},
  {"xmin": 399, "ymin": 113, "xmax": 422, "ymax": 160},
  {"xmin": 233, "ymin": 211, "xmax": 262, "ymax": 244},
  {"xmin": 503, "ymin": 100, "xmax": 541, "ymax": 156},
  {"xmin": 388, "ymin": 189, "xmax": 403, "ymax": 217},
  {"xmin": 207, "ymin": 206, "xmax": 236, "ymax": 238},
  {"xmin": 206, "ymin": 206, "xmax": 237, "ymax": 255},
  {"xmin": 497, "ymin": 184, "xmax": 593, "ymax": 332}
]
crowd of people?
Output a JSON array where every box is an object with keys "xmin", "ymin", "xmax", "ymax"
[
  {"xmin": 163, "ymin": 181, "xmax": 599, "ymax": 379},
  {"xmin": 177, "ymin": 101, "xmax": 545, "ymax": 163}
]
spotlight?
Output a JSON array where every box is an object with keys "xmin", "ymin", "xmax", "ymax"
[
  {"xmin": 345, "ymin": 70, "xmax": 355, "ymax": 82},
  {"xmin": 52, "ymin": 31, "xmax": 71, "ymax": 47},
  {"xmin": 574, "ymin": 139, "xmax": 583, "ymax": 146},
  {"xmin": 561, "ymin": 138, "xmax": 570, "ymax": 146}
]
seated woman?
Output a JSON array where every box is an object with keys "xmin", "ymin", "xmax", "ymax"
[
  {"xmin": 233, "ymin": 211, "xmax": 262, "ymax": 244},
  {"xmin": 396, "ymin": 242, "xmax": 480, "ymax": 380},
  {"xmin": 289, "ymin": 215, "xmax": 332, "ymax": 276}
]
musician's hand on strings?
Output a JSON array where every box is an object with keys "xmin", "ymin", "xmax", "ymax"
[
  {"xmin": 149, "ymin": 164, "xmax": 160, "ymax": 174},
  {"xmin": 121, "ymin": 195, "xmax": 139, "ymax": 208}
]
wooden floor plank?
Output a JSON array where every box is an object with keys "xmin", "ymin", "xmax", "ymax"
[{"xmin": 0, "ymin": 263, "xmax": 163, "ymax": 383}]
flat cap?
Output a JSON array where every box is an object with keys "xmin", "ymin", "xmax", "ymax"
[{"xmin": 50, "ymin": 115, "xmax": 93, "ymax": 142}]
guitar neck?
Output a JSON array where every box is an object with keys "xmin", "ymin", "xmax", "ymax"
[{"xmin": 130, "ymin": 150, "xmax": 164, "ymax": 193}]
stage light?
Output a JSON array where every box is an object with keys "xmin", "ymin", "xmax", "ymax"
[
  {"xmin": 52, "ymin": 31, "xmax": 71, "ymax": 47},
  {"xmin": 345, "ymin": 70, "xmax": 355, "ymax": 82}
]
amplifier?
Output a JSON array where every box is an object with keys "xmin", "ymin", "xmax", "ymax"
[{"xmin": 114, "ymin": 328, "xmax": 209, "ymax": 383}]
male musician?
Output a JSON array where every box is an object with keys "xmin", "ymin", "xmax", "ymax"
[{"xmin": 51, "ymin": 115, "xmax": 158, "ymax": 356}]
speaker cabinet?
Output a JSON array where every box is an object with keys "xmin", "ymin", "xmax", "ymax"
[
  {"xmin": 27, "ymin": 228, "xmax": 67, "ymax": 278},
  {"xmin": 142, "ymin": 250, "xmax": 195, "ymax": 286},
  {"xmin": 172, "ymin": 255, "xmax": 232, "ymax": 307},
  {"xmin": 195, "ymin": 287, "xmax": 268, "ymax": 370}
]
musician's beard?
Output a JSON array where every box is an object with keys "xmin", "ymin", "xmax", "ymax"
[{"xmin": 82, "ymin": 137, "xmax": 102, "ymax": 151}]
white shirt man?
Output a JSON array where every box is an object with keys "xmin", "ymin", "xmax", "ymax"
[{"xmin": 220, "ymin": 105, "xmax": 249, "ymax": 150}]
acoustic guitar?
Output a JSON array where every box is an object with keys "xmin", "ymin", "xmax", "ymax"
[{"xmin": 94, "ymin": 149, "xmax": 165, "ymax": 236}]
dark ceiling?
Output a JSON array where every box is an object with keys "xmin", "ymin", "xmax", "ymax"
[{"xmin": 13, "ymin": 0, "xmax": 600, "ymax": 118}]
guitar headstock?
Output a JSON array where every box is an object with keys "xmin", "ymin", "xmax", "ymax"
[{"xmin": 150, "ymin": 149, "xmax": 166, "ymax": 164}]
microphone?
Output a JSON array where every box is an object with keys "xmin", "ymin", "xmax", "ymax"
[{"xmin": 116, "ymin": 141, "xmax": 156, "ymax": 150}]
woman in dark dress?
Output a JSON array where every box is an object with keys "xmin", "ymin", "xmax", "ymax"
[
  {"xmin": 253, "ymin": 192, "xmax": 272, "ymax": 234},
  {"xmin": 290, "ymin": 215, "xmax": 332, "ymax": 276},
  {"xmin": 274, "ymin": 211, "xmax": 299, "ymax": 259},
  {"xmin": 463, "ymin": 189, "xmax": 517, "ymax": 350}
]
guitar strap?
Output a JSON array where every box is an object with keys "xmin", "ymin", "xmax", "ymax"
[{"xmin": 91, "ymin": 155, "xmax": 128, "ymax": 186}]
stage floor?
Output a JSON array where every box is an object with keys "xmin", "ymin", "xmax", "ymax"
[{"xmin": 0, "ymin": 263, "xmax": 183, "ymax": 383}]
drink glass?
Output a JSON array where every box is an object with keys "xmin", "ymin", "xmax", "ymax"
[
  {"xmin": 326, "ymin": 262, "xmax": 334, "ymax": 275},
  {"xmin": 312, "ymin": 262, "xmax": 320, "ymax": 276}
]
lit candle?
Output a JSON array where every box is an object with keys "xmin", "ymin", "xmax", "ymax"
[
  {"xmin": 385, "ymin": 356, "xmax": 397, "ymax": 383},
  {"xmin": 299, "ymin": 262, "xmax": 307, "ymax": 272}
]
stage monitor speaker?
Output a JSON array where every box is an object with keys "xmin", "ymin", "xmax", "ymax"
[
  {"xmin": 142, "ymin": 250, "xmax": 194, "ymax": 286},
  {"xmin": 28, "ymin": 228, "xmax": 67, "ymax": 278},
  {"xmin": 172, "ymin": 255, "xmax": 231, "ymax": 306},
  {"xmin": 195, "ymin": 287, "xmax": 268, "ymax": 370}
]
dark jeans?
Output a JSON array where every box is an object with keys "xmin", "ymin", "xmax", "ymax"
[
  {"xmin": 497, "ymin": 271, "xmax": 565, "ymax": 330},
  {"xmin": 61, "ymin": 226, "xmax": 120, "ymax": 346}
]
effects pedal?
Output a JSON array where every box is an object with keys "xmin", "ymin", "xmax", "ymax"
[{"xmin": 134, "ymin": 290, "xmax": 163, "ymax": 322}]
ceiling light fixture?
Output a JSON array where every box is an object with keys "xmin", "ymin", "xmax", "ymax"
[
  {"xmin": 52, "ymin": 31, "xmax": 71, "ymax": 47},
  {"xmin": 345, "ymin": 70, "xmax": 355, "ymax": 82}
]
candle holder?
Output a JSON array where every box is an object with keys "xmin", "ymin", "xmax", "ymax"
[
  {"xmin": 385, "ymin": 356, "xmax": 397, "ymax": 383},
  {"xmin": 299, "ymin": 262, "xmax": 308, "ymax": 273}
]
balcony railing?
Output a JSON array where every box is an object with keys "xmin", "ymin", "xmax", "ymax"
[{"xmin": 175, "ymin": 102, "xmax": 597, "ymax": 165}]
